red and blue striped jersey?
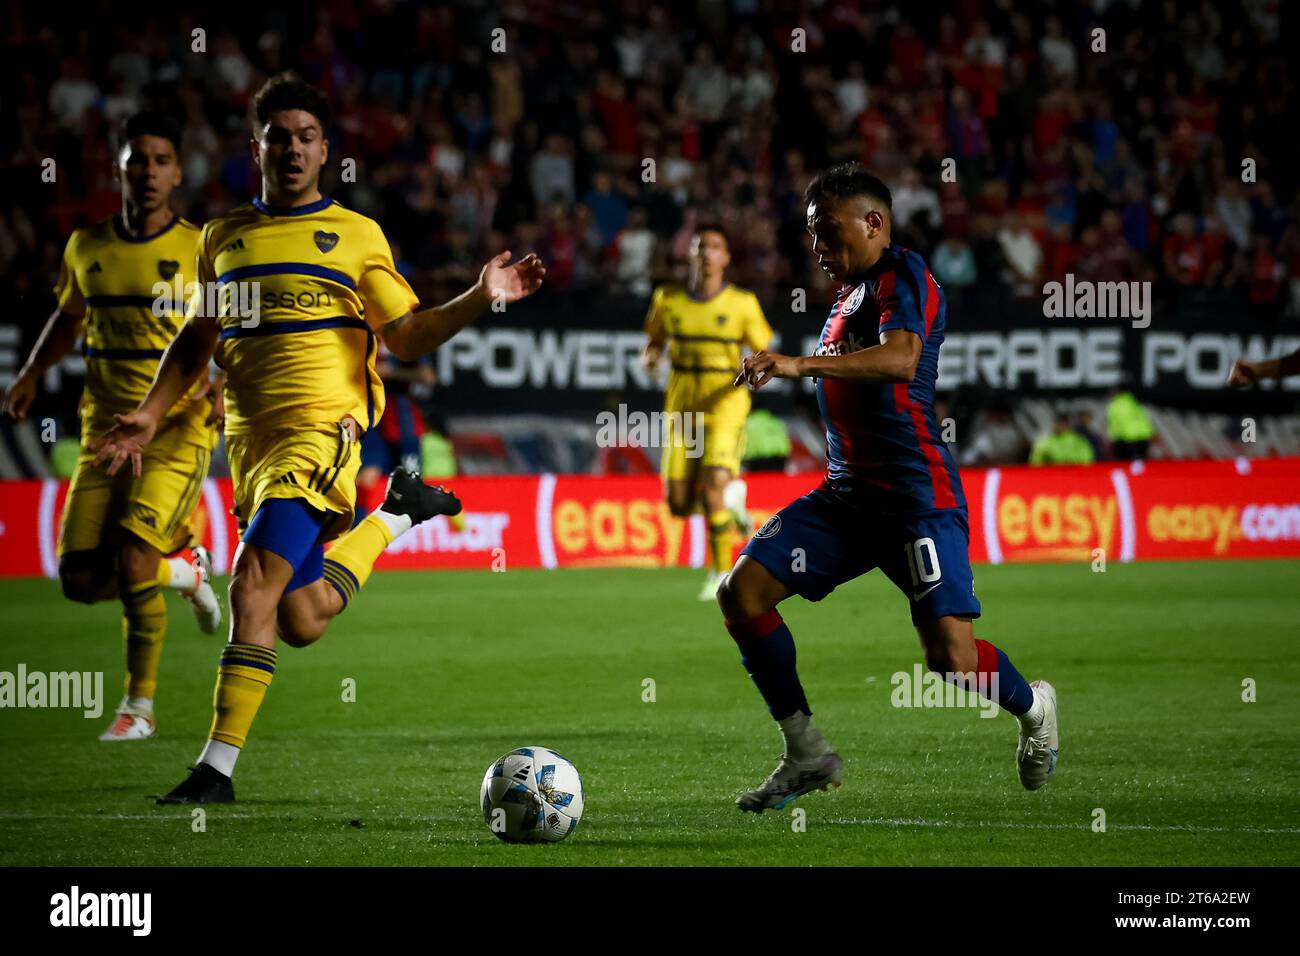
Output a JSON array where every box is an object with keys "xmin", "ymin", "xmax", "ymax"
[{"xmin": 813, "ymin": 243, "xmax": 965, "ymax": 514}]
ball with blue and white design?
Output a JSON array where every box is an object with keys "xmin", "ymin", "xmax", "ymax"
[{"xmin": 480, "ymin": 746, "xmax": 584, "ymax": 843}]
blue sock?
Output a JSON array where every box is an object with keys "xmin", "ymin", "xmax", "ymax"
[
  {"xmin": 725, "ymin": 610, "xmax": 811, "ymax": 720},
  {"xmin": 974, "ymin": 639, "xmax": 1035, "ymax": 716}
]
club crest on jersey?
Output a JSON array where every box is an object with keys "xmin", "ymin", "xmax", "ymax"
[
  {"xmin": 157, "ymin": 260, "xmax": 179, "ymax": 280},
  {"xmin": 841, "ymin": 283, "xmax": 866, "ymax": 316},
  {"xmin": 754, "ymin": 515, "xmax": 782, "ymax": 539},
  {"xmin": 314, "ymin": 230, "xmax": 340, "ymax": 253}
]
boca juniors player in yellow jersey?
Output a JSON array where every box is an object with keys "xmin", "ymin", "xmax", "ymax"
[
  {"xmin": 2, "ymin": 112, "xmax": 224, "ymax": 743},
  {"xmin": 93, "ymin": 73, "xmax": 545, "ymax": 804},
  {"xmin": 724, "ymin": 164, "xmax": 1059, "ymax": 811},
  {"xmin": 642, "ymin": 224, "xmax": 772, "ymax": 600}
]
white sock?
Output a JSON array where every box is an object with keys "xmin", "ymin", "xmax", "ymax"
[
  {"xmin": 164, "ymin": 556, "xmax": 199, "ymax": 592},
  {"xmin": 1017, "ymin": 688, "xmax": 1045, "ymax": 728},
  {"xmin": 126, "ymin": 696, "xmax": 153, "ymax": 715},
  {"xmin": 198, "ymin": 739, "xmax": 240, "ymax": 777},
  {"xmin": 778, "ymin": 712, "xmax": 828, "ymax": 761},
  {"xmin": 373, "ymin": 506, "xmax": 413, "ymax": 539}
]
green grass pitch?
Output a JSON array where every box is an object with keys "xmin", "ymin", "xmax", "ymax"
[{"xmin": 1, "ymin": 560, "xmax": 1297, "ymax": 866}]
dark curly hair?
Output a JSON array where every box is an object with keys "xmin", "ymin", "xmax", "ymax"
[
  {"xmin": 251, "ymin": 71, "xmax": 331, "ymax": 132},
  {"xmin": 693, "ymin": 221, "xmax": 729, "ymax": 247},
  {"xmin": 118, "ymin": 111, "xmax": 182, "ymax": 153}
]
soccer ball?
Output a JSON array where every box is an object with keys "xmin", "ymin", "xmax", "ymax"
[{"xmin": 480, "ymin": 746, "xmax": 584, "ymax": 843}]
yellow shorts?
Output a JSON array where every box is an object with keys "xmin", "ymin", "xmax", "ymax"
[
  {"xmin": 59, "ymin": 418, "xmax": 214, "ymax": 557},
  {"xmin": 226, "ymin": 420, "xmax": 360, "ymax": 544},
  {"xmin": 660, "ymin": 413, "xmax": 747, "ymax": 483}
]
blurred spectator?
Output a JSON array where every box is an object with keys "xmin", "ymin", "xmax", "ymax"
[
  {"xmin": 1030, "ymin": 413, "xmax": 1096, "ymax": 466},
  {"xmin": 48, "ymin": 57, "xmax": 100, "ymax": 132},
  {"xmin": 582, "ymin": 170, "xmax": 629, "ymax": 248},
  {"xmin": 0, "ymin": 1, "xmax": 1294, "ymax": 324},
  {"xmin": 1163, "ymin": 213, "xmax": 1205, "ymax": 286},
  {"xmin": 1075, "ymin": 410, "xmax": 1106, "ymax": 462},
  {"xmin": 932, "ymin": 235, "xmax": 977, "ymax": 288},
  {"xmin": 1039, "ymin": 17, "xmax": 1077, "ymax": 81},
  {"xmin": 1107, "ymin": 387, "xmax": 1155, "ymax": 461},
  {"xmin": 612, "ymin": 207, "xmax": 655, "ymax": 297},
  {"xmin": 998, "ymin": 212, "xmax": 1043, "ymax": 296},
  {"xmin": 530, "ymin": 134, "xmax": 575, "ymax": 208},
  {"xmin": 960, "ymin": 403, "xmax": 1029, "ymax": 467},
  {"xmin": 743, "ymin": 409, "xmax": 792, "ymax": 473},
  {"xmin": 892, "ymin": 168, "xmax": 942, "ymax": 235}
]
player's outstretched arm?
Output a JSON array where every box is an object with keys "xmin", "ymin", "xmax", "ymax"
[
  {"xmin": 641, "ymin": 287, "xmax": 667, "ymax": 371},
  {"xmin": 381, "ymin": 251, "xmax": 545, "ymax": 361},
  {"xmin": 91, "ymin": 313, "xmax": 220, "ymax": 477},
  {"xmin": 1228, "ymin": 347, "xmax": 1300, "ymax": 387},
  {"xmin": 736, "ymin": 329, "xmax": 921, "ymax": 391},
  {"xmin": 2, "ymin": 308, "xmax": 83, "ymax": 420}
]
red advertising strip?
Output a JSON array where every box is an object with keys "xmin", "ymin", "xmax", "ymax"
[
  {"xmin": 1128, "ymin": 458, "xmax": 1300, "ymax": 560},
  {"xmin": 372, "ymin": 475, "xmax": 542, "ymax": 572},
  {"xmin": 0, "ymin": 459, "xmax": 1296, "ymax": 578}
]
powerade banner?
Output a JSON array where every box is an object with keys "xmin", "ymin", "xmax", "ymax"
[
  {"xmin": 4, "ymin": 300, "xmax": 1297, "ymax": 419},
  {"xmin": 1, "ymin": 458, "xmax": 1297, "ymax": 578},
  {"xmin": 419, "ymin": 297, "xmax": 1300, "ymax": 413}
]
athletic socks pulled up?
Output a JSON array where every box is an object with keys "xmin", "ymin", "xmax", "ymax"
[
  {"xmin": 968, "ymin": 638, "xmax": 1036, "ymax": 719},
  {"xmin": 725, "ymin": 609, "xmax": 810, "ymax": 721},
  {"xmin": 322, "ymin": 511, "xmax": 404, "ymax": 609},
  {"xmin": 207, "ymin": 642, "xmax": 276, "ymax": 756}
]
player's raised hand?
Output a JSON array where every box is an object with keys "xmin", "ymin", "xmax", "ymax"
[
  {"xmin": 1, "ymin": 369, "xmax": 39, "ymax": 420},
  {"xmin": 736, "ymin": 350, "xmax": 801, "ymax": 391},
  {"xmin": 91, "ymin": 409, "xmax": 159, "ymax": 477},
  {"xmin": 479, "ymin": 251, "xmax": 546, "ymax": 305},
  {"xmin": 1226, "ymin": 359, "xmax": 1259, "ymax": 388}
]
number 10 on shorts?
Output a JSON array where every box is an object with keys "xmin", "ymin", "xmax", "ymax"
[{"xmin": 904, "ymin": 537, "xmax": 941, "ymax": 588}]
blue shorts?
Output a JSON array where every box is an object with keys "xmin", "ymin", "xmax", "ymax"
[
  {"xmin": 741, "ymin": 486, "xmax": 981, "ymax": 626},
  {"xmin": 242, "ymin": 497, "xmax": 328, "ymax": 593}
]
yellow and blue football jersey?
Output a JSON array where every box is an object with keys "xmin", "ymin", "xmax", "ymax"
[
  {"xmin": 54, "ymin": 215, "xmax": 209, "ymax": 440},
  {"xmin": 198, "ymin": 197, "xmax": 419, "ymax": 438},
  {"xmin": 645, "ymin": 283, "xmax": 772, "ymax": 480},
  {"xmin": 644, "ymin": 282, "xmax": 772, "ymax": 417}
]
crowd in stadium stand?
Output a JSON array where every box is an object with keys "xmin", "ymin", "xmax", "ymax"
[{"xmin": 1, "ymin": 1, "xmax": 1296, "ymax": 319}]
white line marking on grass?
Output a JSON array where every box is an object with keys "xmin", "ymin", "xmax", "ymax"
[
  {"xmin": 3, "ymin": 813, "xmax": 1297, "ymax": 835},
  {"xmin": 824, "ymin": 817, "xmax": 1300, "ymax": 835}
]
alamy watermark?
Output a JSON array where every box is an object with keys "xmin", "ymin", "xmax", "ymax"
[
  {"xmin": 595, "ymin": 404, "xmax": 704, "ymax": 458},
  {"xmin": 0, "ymin": 664, "xmax": 103, "ymax": 718},
  {"xmin": 49, "ymin": 886, "xmax": 150, "ymax": 936},
  {"xmin": 1043, "ymin": 274, "xmax": 1151, "ymax": 329},
  {"xmin": 151, "ymin": 278, "xmax": 263, "ymax": 328},
  {"xmin": 890, "ymin": 663, "xmax": 999, "ymax": 719}
]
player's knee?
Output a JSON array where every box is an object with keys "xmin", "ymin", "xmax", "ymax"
[
  {"xmin": 716, "ymin": 573, "xmax": 757, "ymax": 620},
  {"xmin": 276, "ymin": 618, "xmax": 325, "ymax": 648},
  {"xmin": 58, "ymin": 569, "xmax": 98, "ymax": 605},
  {"xmin": 117, "ymin": 538, "xmax": 158, "ymax": 584},
  {"xmin": 667, "ymin": 499, "xmax": 693, "ymax": 518}
]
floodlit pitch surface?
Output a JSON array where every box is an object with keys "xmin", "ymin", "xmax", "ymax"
[{"xmin": 1, "ymin": 561, "xmax": 1297, "ymax": 866}]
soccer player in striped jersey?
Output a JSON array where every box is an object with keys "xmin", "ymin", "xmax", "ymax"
[
  {"xmin": 2, "ymin": 111, "xmax": 223, "ymax": 743},
  {"xmin": 92, "ymin": 73, "xmax": 545, "ymax": 804},
  {"xmin": 723, "ymin": 164, "xmax": 1059, "ymax": 811},
  {"xmin": 642, "ymin": 224, "xmax": 772, "ymax": 600}
]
